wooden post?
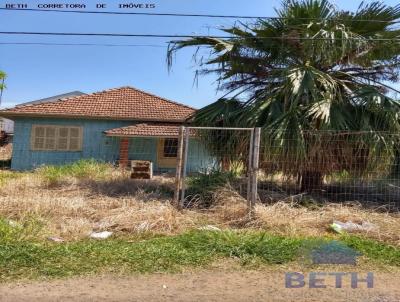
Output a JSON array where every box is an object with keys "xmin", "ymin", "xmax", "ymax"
[
  {"xmin": 250, "ymin": 128, "xmax": 261, "ymax": 211},
  {"xmin": 180, "ymin": 128, "xmax": 190, "ymax": 208},
  {"xmin": 174, "ymin": 126, "xmax": 185, "ymax": 208}
]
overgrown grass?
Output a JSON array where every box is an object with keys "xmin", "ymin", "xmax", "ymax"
[
  {"xmin": 0, "ymin": 170, "xmax": 23, "ymax": 185},
  {"xmin": 36, "ymin": 159, "xmax": 111, "ymax": 185},
  {"xmin": 186, "ymin": 170, "xmax": 238, "ymax": 206},
  {"xmin": 342, "ymin": 235, "xmax": 400, "ymax": 266},
  {"xmin": 0, "ymin": 218, "xmax": 399, "ymax": 282}
]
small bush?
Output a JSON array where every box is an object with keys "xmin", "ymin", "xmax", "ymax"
[
  {"xmin": 37, "ymin": 159, "xmax": 110, "ymax": 185},
  {"xmin": 186, "ymin": 170, "xmax": 237, "ymax": 206},
  {"xmin": 0, "ymin": 217, "xmax": 43, "ymax": 243}
]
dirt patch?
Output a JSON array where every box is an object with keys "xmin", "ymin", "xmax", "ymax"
[{"xmin": 0, "ymin": 270, "xmax": 399, "ymax": 302}]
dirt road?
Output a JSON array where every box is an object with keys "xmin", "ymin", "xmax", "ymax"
[{"xmin": 0, "ymin": 270, "xmax": 399, "ymax": 302}]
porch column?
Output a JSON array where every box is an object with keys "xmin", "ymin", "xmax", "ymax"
[{"xmin": 119, "ymin": 138, "xmax": 129, "ymax": 169}]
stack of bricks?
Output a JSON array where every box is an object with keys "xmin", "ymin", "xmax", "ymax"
[{"xmin": 131, "ymin": 160, "xmax": 153, "ymax": 179}]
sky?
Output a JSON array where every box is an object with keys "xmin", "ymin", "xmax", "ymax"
[{"xmin": 1, "ymin": 0, "xmax": 399, "ymax": 109}]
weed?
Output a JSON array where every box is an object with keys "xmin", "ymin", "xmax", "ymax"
[
  {"xmin": 0, "ymin": 229, "xmax": 398, "ymax": 281},
  {"xmin": 0, "ymin": 217, "xmax": 44, "ymax": 243},
  {"xmin": 37, "ymin": 159, "xmax": 111, "ymax": 185},
  {"xmin": 0, "ymin": 170, "xmax": 22, "ymax": 185},
  {"xmin": 342, "ymin": 235, "xmax": 400, "ymax": 266},
  {"xmin": 186, "ymin": 170, "xmax": 238, "ymax": 206}
]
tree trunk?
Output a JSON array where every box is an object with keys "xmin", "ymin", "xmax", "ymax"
[{"xmin": 300, "ymin": 171, "xmax": 324, "ymax": 192}]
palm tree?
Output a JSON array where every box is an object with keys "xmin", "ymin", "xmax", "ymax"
[
  {"xmin": 168, "ymin": 0, "xmax": 400, "ymax": 192},
  {"xmin": 0, "ymin": 71, "xmax": 6, "ymax": 106},
  {"xmin": 0, "ymin": 71, "xmax": 5, "ymax": 91}
]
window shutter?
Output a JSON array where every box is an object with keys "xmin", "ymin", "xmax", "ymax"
[
  {"xmin": 31, "ymin": 125, "xmax": 82, "ymax": 151},
  {"xmin": 69, "ymin": 127, "xmax": 81, "ymax": 151},
  {"xmin": 44, "ymin": 127, "xmax": 56, "ymax": 150},
  {"xmin": 57, "ymin": 127, "xmax": 69, "ymax": 150},
  {"xmin": 32, "ymin": 126, "xmax": 46, "ymax": 150}
]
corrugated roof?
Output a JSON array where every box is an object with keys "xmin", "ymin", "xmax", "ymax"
[
  {"xmin": 18, "ymin": 91, "xmax": 85, "ymax": 106},
  {"xmin": 0, "ymin": 86, "xmax": 195, "ymax": 122}
]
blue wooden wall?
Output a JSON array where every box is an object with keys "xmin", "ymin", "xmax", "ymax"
[{"xmin": 11, "ymin": 117, "xmax": 213, "ymax": 172}]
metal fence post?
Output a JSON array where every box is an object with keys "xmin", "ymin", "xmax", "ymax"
[
  {"xmin": 250, "ymin": 127, "xmax": 261, "ymax": 210},
  {"xmin": 247, "ymin": 128, "xmax": 255, "ymax": 208},
  {"xmin": 174, "ymin": 126, "xmax": 185, "ymax": 208},
  {"xmin": 180, "ymin": 128, "xmax": 190, "ymax": 208}
]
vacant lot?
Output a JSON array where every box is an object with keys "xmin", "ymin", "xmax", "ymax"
[
  {"xmin": 0, "ymin": 160, "xmax": 399, "ymax": 283},
  {"xmin": 0, "ymin": 160, "xmax": 399, "ymax": 244}
]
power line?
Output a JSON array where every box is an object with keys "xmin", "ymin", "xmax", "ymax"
[
  {"xmin": 0, "ymin": 42, "xmax": 167, "ymax": 48},
  {"xmin": 0, "ymin": 31, "xmax": 399, "ymax": 42},
  {"xmin": 1, "ymin": 7, "xmax": 263, "ymax": 19},
  {"xmin": 1, "ymin": 7, "xmax": 399, "ymax": 24}
]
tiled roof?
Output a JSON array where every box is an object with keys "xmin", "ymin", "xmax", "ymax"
[
  {"xmin": 105, "ymin": 123, "xmax": 186, "ymax": 137},
  {"xmin": 0, "ymin": 86, "xmax": 195, "ymax": 122}
]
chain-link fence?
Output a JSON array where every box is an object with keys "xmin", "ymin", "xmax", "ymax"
[
  {"xmin": 2, "ymin": 125, "xmax": 400, "ymax": 211},
  {"xmin": 177, "ymin": 128, "xmax": 400, "ymax": 211},
  {"xmin": 174, "ymin": 127, "xmax": 255, "ymax": 208},
  {"xmin": 258, "ymin": 130, "xmax": 400, "ymax": 211}
]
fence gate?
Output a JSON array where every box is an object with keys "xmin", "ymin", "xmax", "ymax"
[{"xmin": 174, "ymin": 126, "xmax": 261, "ymax": 211}]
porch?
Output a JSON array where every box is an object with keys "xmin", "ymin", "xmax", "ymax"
[{"xmin": 105, "ymin": 123, "xmax": 183, "ymax": 173}]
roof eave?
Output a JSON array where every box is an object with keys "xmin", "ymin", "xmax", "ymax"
[
  {"xmin": 104, "ymin": 133, "xmax": 179, "ymax": 138},
  {"xmin": 0, "ymin": 112, "xmax": 190, "ymax": 123}
]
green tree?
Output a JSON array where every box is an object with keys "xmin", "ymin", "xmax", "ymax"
[
  {"xmin": 0, "ymin": 71, "xmax": 5, "ymax": 91},
  {"xmin": 168, "ymin": 0, "xmax": 400, "ymax": 191}
]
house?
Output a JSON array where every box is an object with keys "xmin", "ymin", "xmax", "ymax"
[
  {"xmin": 0, "ymin": 86, "xmax": 212, "ymax": 171},
  {"xmin": 0, "ymin": 117, "xmax": 14, "ymax": 134}
]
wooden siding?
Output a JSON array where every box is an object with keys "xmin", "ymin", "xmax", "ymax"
[{"xmin": 11, "ymin": 117, "xmax": 213, "ymax": 172}]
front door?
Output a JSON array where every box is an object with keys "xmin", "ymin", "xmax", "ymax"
[{"xmin": 157, "ymin": 138, "xmax": 178, "ymax": 169}]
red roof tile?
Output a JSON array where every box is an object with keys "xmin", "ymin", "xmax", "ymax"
[
  {"xmin": 0, "ymin": 86, "xmax": 195, "ymax": 122},
  {"xmin": 105, "ymin": 123, "xmax": 189, "ymax": 137}
]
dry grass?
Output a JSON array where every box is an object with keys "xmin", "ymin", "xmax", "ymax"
[
  {"xmin": 0, "ymin": 143, "xmax": 12, "ymax": 160},
  {"xmin": 0, "ymin": 168, "xmax": 399, "ymax": 245},
  {"xmin": 207, "ymin": 187, "xmax": 400, "ymax": 245},
  {"xmin": 0, "ymin": 171, "xmax": 206, "ymax": 240},
  {"xmin": 253, "ymin": 201, "xmax": 400, "ymax": 245}
]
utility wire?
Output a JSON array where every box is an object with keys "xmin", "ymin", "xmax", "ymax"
[
  {"xmin": 1, "ymin": 7, "xmax": 399, "ymax": 23},
  {"xmin": 0, "ymin": 31, "xmax": 399, "ymax": 42},
  {"xmin": 0, "ymin": 42, "xmax": 167, "ymax": 47}
]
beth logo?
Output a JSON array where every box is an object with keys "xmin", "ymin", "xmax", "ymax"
[
  {"xmin": 285, "ymin": 241, "xmax": 373, "ymax": 289},
  {"xmin": 311, "ymin": 241, "xmax": 361, "ymax": 265}
]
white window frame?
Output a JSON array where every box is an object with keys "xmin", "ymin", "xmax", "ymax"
[{"xmin": 31, "ymin": 125, "xmax": 83, "ymax": 151}]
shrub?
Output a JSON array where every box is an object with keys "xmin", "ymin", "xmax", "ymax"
[{"xmin": 185, "ymin": 170, "xmax": 238, "ymax": 206}]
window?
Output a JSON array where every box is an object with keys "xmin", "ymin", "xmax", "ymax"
[
  {"xmin": 163, "ymin": 138, "xmax": 178, "ymax": 157},
  {"xmin": 31, "ymin": 125, "xmax": 83, "ymax": 151}
]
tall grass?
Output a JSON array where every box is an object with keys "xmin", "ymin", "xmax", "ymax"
[
  {"xmin": 0, "ymin": 170, "xmax": 22, "ymax": 185},
  {"xmin": 36, "ymin": 159, "xmax": 111, "ymax": 185},
  {"xmin": 186, "ymin": 170, "xmax": 238, "ymax": 206}
]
